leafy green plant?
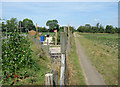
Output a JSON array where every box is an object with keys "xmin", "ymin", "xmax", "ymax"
[{"xmin": 2, "ymin": 29, "xmax": 33, "ymax": 85}]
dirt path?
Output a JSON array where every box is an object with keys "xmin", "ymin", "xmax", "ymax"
[{"xmin": 74, "ymin": 33, "xmax": 106, "ymax": 85}]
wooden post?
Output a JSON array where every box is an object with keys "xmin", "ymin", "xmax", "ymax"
[
  {"xmin": 64, "ymin": 26, "xmax": 67, "ymax": 33},
  {"xmin": 55, "ymin": 30, "xmax": 57, "ymax": 47},
  {"xmin": 64, "ymin": 27, "xmax": 67, "ymax": 46},
  {"xmin": 60, "ymin": 54, "xmax": 65, "ymax": 86},
  {"xmin": 68, "ymin": 24, "xmax": 71, "ymax": 54},
  {"xmin": 68, "ymin": 24, "xmax": 70, "ymax": 37},
  {"xmin": 60, "ymin": 32, "xmax": 67, "ymax": 86},
  {"xmin": 60, "ymin": 32, "xmax": 67, "ymax": 53},
  {"xmin": 36, "ymin": 23, "xmax": 38, "ymax": 38},
  {"xmin": 45, "ymin": 73, "xmax": 53, "ymax": 86}
]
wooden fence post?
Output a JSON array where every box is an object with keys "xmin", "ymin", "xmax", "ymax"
[
  {"xmin": 60, "ymin": 32, "xmax": 67, "ymax": 86},
  {"xmin": 60, "ymin": 32, "xmax": 67, "ymax": 53},
  {"xmin": 68, "ymin": 24, "xmax": 70, "ymax": 37},
  {"xmin": 55, "ymin": 30, "xmax": 57, "ymax": 47},
  {"xmin": 64, "ymin": 26, "xmax": 67, "ymax": 33},
  {"xmin": 36, "ymin": 23, "xmax": 38, "ymax": 38},
  {"xmin": 67, "ymin": 24, "xmax": 70, "ymax": 54}
]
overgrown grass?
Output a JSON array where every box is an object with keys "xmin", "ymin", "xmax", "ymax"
[
  {"xmin": 77, "ymin": 33, "xmax": 118, "ymax": 85},
  {"xmin": 42, "ymin": 32, "xmax": 55, "ymax": 36},
  {"xmin": 16, "ymin": 36, "xmax": 52, "ymax": 85},
  {"xmin": 79, "ymin": 33, "xmax": 118, "ymax": 50},
  {"xmin": 68, "ymin": 34, "xmax": 86, "ymax": 85}
]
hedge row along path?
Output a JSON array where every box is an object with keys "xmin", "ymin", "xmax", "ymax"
[{"xmin": 74, "ymin": 33, "xmax": 105, "ymax": 85}]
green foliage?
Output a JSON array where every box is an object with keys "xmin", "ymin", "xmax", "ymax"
[
  {"xmin": 2, "ymin": 18, "xmax": 36, "ymax": 33},
  {"xmin": 69, "ymin": 26, "xmax": 76, "ymax": 33},
  {"xmin": 38, "ymin": 27, "xmax": 48, "ymax": 32},
  {"xmin": 79, "ymin": 33, "xmax": 118, "ymax": 50},
  {"xmin": 78, "ymin": 33, "xmax": 118, "ymax": 85},
  {"xmin": 105, "ymin": 25, "xmax": 116, "ymax": 34},
  {"xmin": 77, "ymin": 23, "xmax": 118, "ymax": 34},
  {"xmin": 2, "ymin": 29, "xmax": 33, "ymax": 85},
  {"xmin": 6, "ymin": 18, "xmax": 18, "ymax": 32},
  {"xmin": 46, "ymin": 19, "xmax": 59, "ymax": 32},
  {"xmin": 2, "ymin": 22, "xmax": 7, "ymax": 32},
  {"xmin": 77, "ymin": 26, "xmax": 86, "ymax": 32},
  {"xmin": 22, "ymin": 18, "xmax": 36, "ymax": 32}
]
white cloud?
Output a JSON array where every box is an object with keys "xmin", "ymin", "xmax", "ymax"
[
  {"xmin": 1, "ymin": 0, "xmax": 119, "ymax": 2},
  {"xmin": 94, "ymin": 18, "xmax": 100, "ymax": 22}
]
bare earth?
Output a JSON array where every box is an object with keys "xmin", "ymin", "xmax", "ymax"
[{"xmin": 74, "ymin": 33, "xmax": 106, "ymax": 86}]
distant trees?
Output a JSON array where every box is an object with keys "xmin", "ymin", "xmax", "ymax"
[
  {"xmin": 1, "ymin": 18, "xmax": 36, "ymax": 33},
  {"xmin": 2, "ymin": 18, "xmax": 119, "ymax": 34},
  {"xmin": 38, "ymin": 27, "xmax": 48, "ymax": 32},
  {"xmin": 69, "ymin": 26, "xmax": 76, "ymax": 33},
  {"xmin": 22, "ymin": 18, "xmax": 36, "ymax": 32},
  {"xmin": 99, "ymin": 24, "xmax": 104, "ymax": 33},
  {"xmin": 77, "ymin": 23, "xmax": 119, "ymax": 34},
  {"xmin": 46, "ymin": 20, "xmax": 59, "ymax": 32}
]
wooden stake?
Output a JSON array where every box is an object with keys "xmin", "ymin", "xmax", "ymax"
[
  {"xmin": 68, "ymin": 24, "xmax": 70, "ymax": 54},
  {"xmin": 55, "ymin": 30, "xmax": 57, "ymax": 47},
  {"xmin": 36, "ymin": 23, "xmax": 38, "ymax": 38},
  {"xmin": 60, "ymin": 32, "xmax": 67, "ymax": 54},
  {"xmin": 68, "ymin": 24, "xmax": 70, "ymax": 37}
]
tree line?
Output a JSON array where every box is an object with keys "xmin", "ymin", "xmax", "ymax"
[
  {"xmin": 77, "ymin": 23, "xmax": 119, "ymax": 34},
  {"xmin": 1, "ymin": 18, "xmax": 76, "ymax": 33},
  {"xmin": 1, "ymin": 18, "xmax": 119, "ymax": 34}
]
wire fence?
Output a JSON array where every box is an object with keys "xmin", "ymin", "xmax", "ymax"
[
  {"xmin": 60, "ymin": 31, "xmax": 72, "ymax": 85},
  {"xmin": 64, "ymin": 31, "xmax": 71, "ymax": 85},
  {"xmin": 28, "ymin": 34, "xmax": 50, "ymax": 57}
]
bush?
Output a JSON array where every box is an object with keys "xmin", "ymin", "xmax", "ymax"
[{"xmin": 2, "ymin": 29, "xmax": 33, "ymax": 85}]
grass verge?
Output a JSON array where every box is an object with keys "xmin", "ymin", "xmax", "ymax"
[
  {"xmin": 68, "ymin": 34, "xmax": 86, "ymax": 85},
  {"xmin": 77, "ymin": 33, "xmax": 118, "ymax": 85}
]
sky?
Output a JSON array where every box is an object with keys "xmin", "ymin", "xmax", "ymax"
[{"xmin": 1, "ymin": 1, "xmax": 119, "ymax": 29}]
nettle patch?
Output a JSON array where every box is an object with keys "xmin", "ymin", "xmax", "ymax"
[{"xmin": 2, "ymin": 29, "xmax": 33, "ymax": 85}]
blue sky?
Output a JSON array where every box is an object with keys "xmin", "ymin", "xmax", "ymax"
[{"xmin": 2, "ymin": 2, "xmax": 118, "ymax": 29}]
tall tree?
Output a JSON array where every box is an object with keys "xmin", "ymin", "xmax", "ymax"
[
  {"xmin": 85, "ymin": 24, "xmax": 91, "ymax": 32},
  {"xmin": 6, "ymin": 18, "xmax": 18, "ymax": 32},
  {"xmin": 99, "ymin": 24, "xmax": 104, "ymax": 33},
  {"xmin": 105, "ymin": 25, "xmax": 113, "ymax": 33},
  {"xmin": 23, "ymin": 18, "xmax": 35, "ymax": 32},
  {"xmin": 96, "ymin": 23, "xmax": 100, "ymax": 33},
  {"xmin": 46, "ymin": 19, "xmax": 59, "ymax": 32},
  {"xmin": 77, "ymin": 26, "xmax": 86, "ymax": 32}
]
